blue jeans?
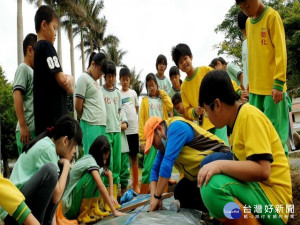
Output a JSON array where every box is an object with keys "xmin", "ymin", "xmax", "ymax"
[{"xmin": 200, "ymin": 151, "xmax": 233, "ymax": 168}]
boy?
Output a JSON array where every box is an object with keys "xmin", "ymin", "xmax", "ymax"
[
  {"xmin": 172, "ymin": 93, "xmax": 188, "ymax": 119},
  {"xmin": 155, "ymin": 54, "xmax": 172, "ymax": 93},
  {"xmin": 171, "ymin": 43, "xmax": 228, "ymax": 145},
  {"xmin": 198, "ymin": 70, "xmax": 292, "ymax": 225},
  {"xmin": 209, "ymin": 57, "xmax": 245, "ymax": 90},
  {"xmin": 33, "ymin": 5, "xmax": 74, "ymax": 136},
  {"xmin": 13, "ymin": 33, "xmax": 37, "ymax": 155},
  {"xmin": 168, "ymin": 66, "xmax": 181, "ymax": 117},
  {"xmin": 237, "ymin": 0, "xmax": 289, "ymax": 156},
  {"xmin": 119, "ymin": 67, "xmax": 140, "ymax": 193}
]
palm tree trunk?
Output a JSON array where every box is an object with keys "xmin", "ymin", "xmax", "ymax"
[
  {"xmin": 89, "ymin": 39, "xmax": 94, "ymax": 55},
  {"xmin": 80, "ymin": 29, "xmax": 85, "ymax": 72},
  {"xmin": 69, "ymin": 25, "xmax": 77, "ymax": 120},
  {"xmin": 57, "ymin": 21, "xmax": 63, "ymax": 65},
  {"xmin": 17, "ymin": 0, "xmax": 24, "ymax": 65}
]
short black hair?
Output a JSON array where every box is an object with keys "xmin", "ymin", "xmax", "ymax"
[
  {"xmin": 209, "ymin": 57, "xmax": 227, "ymax": 68},
  {"xmin": 171, "ymin": 43, "xmax": 192, "ymax": 67},
  {"xmin": 103, "ymin": 61, "xmax": 116, "ymax": 76},
  {"xmin": 34, "ymin": 5, "xmax": 59, "ymax": 33},
  {"xmin": 236, "ymin": 0, "xmax": 246, "ymax": 4},
  {"xmin": 237, "ymin": 10, "xmax": 248, "ymax": 30},
  {"xmin": 145, "ymin": 73, "xmax": 158, "ymax": 90},
  {"xmin": 172, "ymin": 92, "xmax": 182, "ymax": 105},
  {"xmin": 169, "ymin": 66, "xmax": 180, "ymax": 78},
  {"xmin": 23, "ymin": 33, "xmax": 37, "ymax": 56},
  {"xmin": 119, "ymin": 67, "xmax": 131, "ymax": 79},
  {"xmin": 156, "ymin": 54, "xmax": 167, "ymax": 70},
  {"xmin": 89, "ymin": 135, "xmax": 111, "ymax": 170},
  {"xmin": 87, "ymin": 52, "xmax": 107, "ymax": 69},
  {"xmin": 199, "ymin": 70, "xmax": 240, "ymax": 109}
]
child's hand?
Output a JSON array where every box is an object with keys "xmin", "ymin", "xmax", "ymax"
[
  {"xmin": 194, "ymin": 106, "xmax": 203, "ymax": 117},
  {"xmin": 113, "ymin": 211, "xmax": 126, "ymax": 217},
  {"xmin": 240, "ymin": 90, "xmax": 249, "ymax": 103},
  {"xmin": 58, "ymin": 158, "xmax": 71, "ymax": 169},
  {"xmin": 111, "ymin": 195, "xmax": 119, "ymax": 206},
  {"xmin": 140, "ymin": 144, "xmax": 145, "ymax": 153},
  {"xmin": 272, "ymin": 89, "xmax": 283, "ymax": 104},
  {"xmin": 197, "ymin": 161, "xmax": 221, "ymax": 187}
]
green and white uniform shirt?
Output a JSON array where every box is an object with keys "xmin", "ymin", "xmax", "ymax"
[{"xmin": 155, "ymin": 74, "xmax": 172, "ymax": 93}]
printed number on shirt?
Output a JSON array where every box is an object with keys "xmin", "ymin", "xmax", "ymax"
[{"xmin": 47, "ymin": 56, "xmax": 60, "ymax": 69}]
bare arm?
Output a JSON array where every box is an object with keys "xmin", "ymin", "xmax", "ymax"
[
  {"xmin": 198, "ymin": 160, "xmax": 271, "ymax": 187},
  {"xmin": 136, "ymin": 106, "xmax": 139, "ymax": 114},
  {"xmin": 13, "ymin": 90, "xmax": 31, "ymax": 144},
  {"xmin": 75, "ymin": 97, "xmax": 84, "ymax": 119},
  {"xmin": 24, "ymin": 213, "xmax": 40, "ymax": 225},
  {"xmin": 55, "ymin": 72, "xmax": 74, "ymax": 94},
  {"xmin": 52, "ymin": 159, "xmax": 70, "ymax": 204}
]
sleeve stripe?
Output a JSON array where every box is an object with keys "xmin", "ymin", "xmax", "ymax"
[
  {"xmin": 13, "ymin": 85, "xmax": 25, "ymax": 92},
  {"xmin": 75, "ymin": 94, "xmax": 85, "ymax": 100},
  {"xmin": 246, "ymin": 153, "xmax": 273, "ymax": 163}
]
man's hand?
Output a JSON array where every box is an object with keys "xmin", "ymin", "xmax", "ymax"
[
  {"xmin": 149, "ymin": 197, "xmax": 162, "ymax": 212},
  {"xmin": 272, "ymin": 89, "xmax": 283, "ymax": 104},
  {"xmin": 20, "ymin": 124, "xmax": 31, "ymax": 145}
]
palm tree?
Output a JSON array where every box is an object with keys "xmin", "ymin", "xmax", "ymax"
[
  {"xmin": 105, "ymin": 45, "xmax": 127, "ymax": 66},
  {"xmin": 130, "ymin": 68, "xmax": 144, "ymax": 97}
]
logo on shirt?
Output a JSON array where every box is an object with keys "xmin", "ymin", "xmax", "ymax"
[
  {"xmin": 122, "ymin": 97, "xmax": 132, "ymax": 104},
  {"xmin": 260, "ymin": 28, "xmax": 267, "ymax": 46}
]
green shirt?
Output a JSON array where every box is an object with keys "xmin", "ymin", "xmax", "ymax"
[
  {"xmin": 148, "ymin": 96, "xmax": 163, "ymax": 118},
  {"xmin": 102, "ymin": 86, "xmax": 122, "ymax": 133},
  {"xmin": 227, "ymin": 62, "xmax": 242, "ymax": 87},
  {"xmin": 9, "ymin": 137, "xmax": 60, "ymax": 190},
  {"xmin": 13, "ymin": 63, "xmax": 35, "ymax": 131},
  {"xmin": 155, "ymin": 74, "xmax": 172, "ymax": 93},
  {"xmin": 62, "ymin": 154, "xmax": 100, "ymax": 213},
  {"xmin": 75, "ymin": 72, "xmax": 106, "ymax": 125}
]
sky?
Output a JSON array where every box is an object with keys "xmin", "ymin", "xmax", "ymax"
[{"xmin": 0, "ymin": 0, "xmax": 236, "ymax": 86}]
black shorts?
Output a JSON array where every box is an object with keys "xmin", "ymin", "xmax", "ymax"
[{"xmin": 126, "ymin": 133, "xmax": 139, "ymax": 156}]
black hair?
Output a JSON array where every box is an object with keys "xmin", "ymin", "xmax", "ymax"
[
  {"xmin": 87, "ymin": 52, "xmax": 107, "ymax": 69},
  {"xmin": 171, "ymin": 43, "xmax": 192, "ymax": 67},
  {"xmin": 199, "ymin": 70, "xmax": 240, "ymax": 109},
  {"xmin": 156, "ymin": 54, "xmax": 167, "ymax": 70},
  {"xmin": 169, "ymin": 66, "xmax": 180, "ymax": 78},
  {"xmin": 103, "ymin": 61, "xmax": 116, "ymax": 76},
  {"xmin": 172, "ymin": 92, "xmax": 182, "ymax": 105},
  {"xmin": 22, "ymin": 114, "xmax": 82, "ymax": 153},
  {"xmin": 23, "ymin": 33, "xmax": 37, "ymax": 56},
  {"xmin": 237, "ymin": 10, "xmax": 248, "ymax": 30},
  {"xmin": 89, "ymin": 135, "xmax": 111, "ymax": 170},
  {"xmin": 209, "ymin": 57, "xmax": 227, "ymax": 68},
  {"xmin": 34, "ymin": 5, "xmax": 59, "ymax": 33},
  {"xmin": 119, "ymin": 67, "xmax": 131, "ymax": 79},
  {"xmin": 145, "ymin": 73, "xmax": 158, "ymax": 90},
  {"xmin": 236, "ymin": 0, "xmax": 246, "ymax": 4}
]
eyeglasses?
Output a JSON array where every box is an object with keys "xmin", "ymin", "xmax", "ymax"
[{"xmin": 202, "ymin": 101, "xmax": 215, "ymax": 118}]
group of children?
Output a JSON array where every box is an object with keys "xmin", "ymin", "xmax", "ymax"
[{"xmin": 0, "ymin": 0, "xmax": 293, "ymax": 224}]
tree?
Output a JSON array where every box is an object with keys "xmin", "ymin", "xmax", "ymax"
[
  {"xmin": 130, "ymin": 68, "xmax": 144, "ymax": 97},
  {"xmin": 0, "ymin": 66, "xmax": 18, "ymax": 177}
]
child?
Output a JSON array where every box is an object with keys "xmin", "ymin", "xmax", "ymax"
[
  {"xmin": 119, "ymin": 67, "xmax": 140, "ymax": 193},
  {"xmin": 62, "ymin": 136, "xmax": 124, "ymax": 223},
  {"xmin": 171, "ymin": 43, "xmax": 228, "ymax": 145},
  {"xmin": 75, "ymin": 52, "xmax": 107, "ymax": 154},
  {"xmin": 120, "ymin": 110, "xmax": 130, "ymax": 195},
  {"xmin": 237, "ymin": 10, "xmax": 249, "ymax": 90},
  {"xmin": 198, "ymin": 70, "xmax": 292, "ymax": 225},
  {"xmin": 33, "ymin": 6, "xmax": 74, "ymax": 136},
  {"xmin": 1, "ymin": 115, "xmax": 82, "ymax": 225},
  {"xmin": 172, "ymin": 93, "xmax": 188, "ymax": 119},
  {"xmin": 168, "ymin": 66, "xmax": 182, "ymax": 117},
  {"xmin": 139, "ymin": 73, "xmax": 173, "ymax": 194},
  {"xmin": 0, "ymin": 175, "xmax": 40, "ymax": 225},
  {"xmin": 237, "ymin": 0, "xmax": 290, "ymax": 156},
  {"xmin": 102, "ymin": 61, "xmax": 122, "ymax": 203},
  {"xmin": 155, "ymin": 54, "xmax": 172, "ymax": 93},
  {"xmin": 13, "ymin": 33, "xmax": 37, "ymax": 155}
]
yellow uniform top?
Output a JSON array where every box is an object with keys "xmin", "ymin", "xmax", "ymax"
[
  {"xmin": 230, "ymin": 103, "xmax": 292, "ymax": 223},
  {"xmin": 246, "ymin": 6, "xmax": 287, "ymax": 95}
]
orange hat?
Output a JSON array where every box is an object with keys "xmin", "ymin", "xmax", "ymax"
[{"xmin": 144, "ymin": 116, "xmax": 163, "ymax": 154}]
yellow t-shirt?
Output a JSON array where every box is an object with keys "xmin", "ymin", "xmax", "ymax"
[
  {"xmin": 246, "ymin": 6, "xmax": 287, "ymax": 95},
  {"xmin": 230, "ymin": 103, "xmax": 292, "ymax": 223},
  {"xmin": 181, "ymin": 66, "xmax": 214, "ymax": 131}
]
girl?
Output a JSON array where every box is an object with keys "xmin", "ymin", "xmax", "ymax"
[
  {"xmin": 101, "ymin": 61, "xmax": 122, "ymax": 205},
  {"xmin": 139, "ymin": 73, "xmax": 173, "ymax": 194},
  {"xmin": 1, "ymin": 115, "xmax": 82, "ymax": 225},
  {"xmin": 62, "ymin": 136, "xmax": 125, "ymax": 223},
  {"xmin": 75, "ymin": 52, "xmax": 107, "ymax": 154}
]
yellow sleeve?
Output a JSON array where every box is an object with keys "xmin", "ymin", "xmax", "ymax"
[
  {"xmin": 181, "ymin": 87, "xmax": 197, "ymax": 121},
  {"xmin": 138, "ymin": 97, "xmax": 147, "ymax": 145},
  {"xmin": 0, "ymin": 175, "xmax": 31, "ymax": 224},
  {"xmin": 270, "ymin": 11, "xmax": 287, "ymax": 90},
  {"xmin": 159, "ymin": 89, "xmax": 173, "ymax": 111},
  {"xmin": 231, "ymin": 80, "xmax": 241, "ymax": 95}
]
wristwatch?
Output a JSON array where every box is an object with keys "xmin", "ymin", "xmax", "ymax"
[{"xmin": 154, "ymin": 194, "xmax": 162, "ymax": 200}]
